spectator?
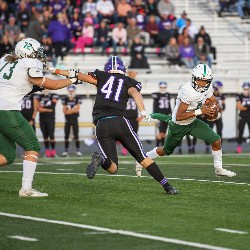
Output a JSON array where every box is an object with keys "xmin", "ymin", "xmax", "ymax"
[
  {"xmin": 236, "ymin": 82, "xmax": 250, "ymax": 153},
  {"xmin": 69, "ymin": 8, "xmax": 83, "ymax": 42},
  {"xmin": 175, "ymin": 10, "xmax": 187, "ymax": 29},
  {"xmin": 41, "ymin": 9, "xmax": 52, "ymax": 32},
  {"xmin": 48, "ymin": 14, "xmax": 66, "ymax": 61},
  {"xmin": 96, "ymin": 0, "xmax": 117, "ymax": 24},
  {"xmin": 4, "ymin": 16, "xmax": 21, "ymax": 47},
  {"xmin": 112, "ymin": 22, "xmax": 128, "ymax": 55},
  {"xmin": 81, "ymin": 0, "xmax": 98, "ymax": 23},
  {"xmin": 145, "ymin": 14, "xmax": 160, "ymax": 46},
  {"xmin": 41, "ymin": 34, "xmax": 54, "ymax": 63},
  {"xmin": 95, "ymin": 20, "xmax": 110, "ymax": 55},
  {"xmin": 17, "ymin": 0, "xmax": 31, "ymax": 33},
  {"xmin": 195, "ymin": 25, "xmax": 217, "ymax": 61},
  {"xmin": 178, "ymin": 26, "xmax": 193, "ymax": 45},
  {"xmin": 31, "ymin": 0, "xmax": 46, "ymax": 16},
  {"xmin": 165, "ymin": 37, "xmax": 182, "ymax": 70},
  {"xmin": 145, "ymin": 0, "xmax": 160, "ymax": 22},
  {"xmin": 158, "ymin": 15, "xmax": 174, "ymax": 47},
  {"xmin": 61, "ymin": 85, "xmax": 82, "ymax": 157},
  {"xmin": 0, "ymin": 20, "xmax": 5, "ymax": 39},
  {"xmin": 49, "ymin": 0, "xmax": 67, "ymax": 16},
  {"xmin": 130, "ymin": 36, "xmax": 150, "ymax": 70},
  {"xmin": 179, "ymin": 18, "xmax": 198, "ymax": 40},
  {"xmin": 74, "ymin": 17, "xmax": 94, "ymax": 53},
  {"xmin": 237, "ymin": 0, "xmax": 250, "ymax": 19},
  {"xmin": 26, "ymin": 14, "xmax": 43, "ymax": 43},
  {"xmin": 117, "ymin": 0, "xmax": 132, "ymax": 24},
  {"xmin": 0, "ymin": 1, "xmax": 10, "ymax": 22},
  {"xmin": 36, "ymin": 89, "xmax": 59, "ymax": 158},
  {"xmin": 179, "ymin": 37, "xmax": 195, "ymax": 69},
  {"xmin": 194, "ymin": 36, "xmax": 212, "ymax": 68},
  {"xmin": 157, "ymin": 0, "xmax": 175, "ymax": 18},
  {"xmin": 126, "ymin": 17, "xmax": 141, "ymax": 47},
  {"xmin": 218, "ymin": 0, "xmax": 237, "ymax": 17},
  {"xmin": 0, "ymin": 34, "xmax": 13, "ymax": 58}
]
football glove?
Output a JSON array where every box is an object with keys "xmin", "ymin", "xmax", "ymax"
[
  {"xmin": 67, "ymin": 69, "xmax": 80, "ymax": 84},
  {"xmin": 140, "ymin": 111, "xmax": 151, "ymax": 123},
  {"xmin": 28, "ymin": 85, "xmax": 44, "ymax": 95},
  {"xmin": 44, "ymin": 62, "xmax": 56, "ymax": 73}
]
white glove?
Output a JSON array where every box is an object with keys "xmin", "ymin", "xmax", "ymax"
[
  {"xmin": 68, "ymin": 69, "xmax": 79, "ymax": 79},
  {"xmin": 44, "ymin": 62, "xmax": 56, "ymax": 73},
  {"xmin": 140, "ymin": 111, "xmax": 151, "ymax": 123}
]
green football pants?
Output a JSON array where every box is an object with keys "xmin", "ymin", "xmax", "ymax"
[
  {"xmin": 0, "ymin": 110, "xmax": 40, "ymax": 164},
  {"xmin": 164, "ymin": 118, "xmax": 220, "ymax": 155}
]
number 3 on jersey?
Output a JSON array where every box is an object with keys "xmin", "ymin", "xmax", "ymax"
[
  {"xmin": 101, "ymin": 76, "xmax": 124, "ymax": 102},
  {"xmin": 0, "ymin": 61, "xmax": 18, "ymax": 80}
]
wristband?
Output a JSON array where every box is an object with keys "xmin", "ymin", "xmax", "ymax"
[
  {"xmin": 194, "ymin": 109, "xmax": 202, "ymax": 116},
  {"xmin": 54, "ymin": 69, "xmax": 60, "ymax": 74}
]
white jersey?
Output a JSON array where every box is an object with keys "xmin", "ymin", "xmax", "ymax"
[
  {"xmin": 0, "ymin": 55, "xmax": 43, "ymax": 110},
  {"xmin": 172, "ymin": 81, "xmax": 213, "ymax": 125}
]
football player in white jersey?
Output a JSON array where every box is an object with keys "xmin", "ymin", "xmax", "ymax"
[
  {"xmin": 0, "ymin": 38, "xmax": 79, "ymax": 197},
  {"xmin": 135, "ymin": 64, "xmax": 236, "ymax": 178}
]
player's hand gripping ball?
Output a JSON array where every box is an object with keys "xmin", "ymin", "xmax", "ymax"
[{"xmin": 204, "ymin": 101, "xmax": 219, "ymax": 121}]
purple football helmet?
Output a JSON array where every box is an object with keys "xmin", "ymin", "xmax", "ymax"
[
  {"xmin": 104, "ymin": 56, "xmax": 127, "ymax": 74},
  {"xmin": 242, "ymin": 82, "xmax": 250, "ymax": 89},
  {"xmin": 213, "ymin": 81, "xmax": 223, "ymax": 91}
]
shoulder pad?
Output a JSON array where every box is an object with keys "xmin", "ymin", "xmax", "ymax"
[{"xmin": 28, "ymin": 67, "xmax": 44, "ymax": 78}]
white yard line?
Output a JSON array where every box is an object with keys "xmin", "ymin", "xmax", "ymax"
[
  {"xmin": 7, "ymin": 235, "xmax": 38, "ymax": 241},
  {"xmin": 1, "ymin": 171, "xmax": 249, "ymax": 186},
  {"xmin": 0, "ymin": 212, "xmax": 235, "ymax": 250},
  {"xmin": 215, "ymin": 228, "xmax": 248, "ymax": 235}
]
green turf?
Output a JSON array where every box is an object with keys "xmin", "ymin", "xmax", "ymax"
[{"xmin": 0, "ymin": 155, "xmax": 249, "ymax": 250}]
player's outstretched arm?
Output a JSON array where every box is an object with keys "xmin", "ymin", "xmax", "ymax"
[{"xmin": 45, "ymin": 63, "xmax": 97, "ymax": 86}]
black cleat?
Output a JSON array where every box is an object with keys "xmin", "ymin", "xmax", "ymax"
[
  {"xmin": 86, "ymin": 152, "xmax": 103, "ymax": 179},
  {"xmin": 164, "ymin": 185, "xmax": 178, "ymax": 195}
]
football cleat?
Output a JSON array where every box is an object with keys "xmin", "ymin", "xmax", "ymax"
[
  {"xmin": 164, "ymin": 185, "xmax": 178, "ymax": 195},
  {"xmin": 86, "ymin": 152, "xmax": 103, "ymax": 179},
  {"xmin": 19, "ymin": 188, "xmax": 48, "ymax": 197},
  {"xmin": 61, "ymin": 151, "xmax": 69, "ymax": 157},
  {"xmin": 134, "ymin": 160, "xmax": 142, "ymax": 177},
  {"xmin": 76, "ymin": 151, "xmax": 82, "ymax": 157},
  {"xmin": 215, "ymin": 168, "xmax": 236, "ymax": 178}
]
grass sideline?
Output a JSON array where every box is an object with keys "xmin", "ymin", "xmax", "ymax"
[{"xmin": 0, "ymin": 155, "xmax": 249, "ymax": 250}]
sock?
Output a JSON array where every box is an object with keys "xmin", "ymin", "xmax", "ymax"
[
  {"xmin": 65, "ymin": 140, "xmax": 69, "ymax": 150},
  {"xmin": 156, "ymin": 139, "xmax": 161, "ymax": 147},
  {"xmin": 22, "ymin": 160, "xmax": 37, "ymax": 191},
  {"xmin": 44, "ymin": 140, "xmax": 49, "ymax": 148},
  {"xmin": 146, "ymin": 162, "xmax": 171, "ymax": 189},
  {"xmin": 212, "ymin": 149, "xmax": 222, "ymax": 169},
  {"xmin": 146, "ymin": 147, "xmax": 159, "ymax": 159},
  {"xmin": 50, "ymin": 141, "xmax": 55, "ymax": 149},
  {"xmin": 161, "ymin": 138, "xmax": 165, "ymax": 146},
  {"xmin": 101, "ymin": 158, "xmax": 112, "ymax": 170},
  {"xmin": 75, "ymin": 140, "xmax": 80, "ymax": 149}
]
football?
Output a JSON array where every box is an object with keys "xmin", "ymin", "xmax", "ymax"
[{"xmin": 204, "ymin": 101, "xmax": 219, "ymax": 121}]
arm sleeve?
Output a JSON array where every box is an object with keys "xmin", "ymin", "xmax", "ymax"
[
  {"xmin": 127, "ymin": 78, "xmax": 142, "ymax": 92},
  {"xmin": 178, "ymin": 87, "xmax": 191, "ymax": 104}
]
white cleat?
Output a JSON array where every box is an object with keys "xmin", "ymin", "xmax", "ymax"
[
  {"xmin": 61, "ymin": 151, "xmax": 69, "ymax": 157},
  {"xmin": 134, "ymin": 160, "xmax": 143, "ymax": 177},
  {"xmin": 76, "ymin": 151, "xmax": 82, "ymax": 157},
  {"xmin": 19, "ymin": 188, "xmax": 48, "ymax": 197},
  {"xmin": 215, "ymin": 168, "xmax": 236, "ymax": 178}
]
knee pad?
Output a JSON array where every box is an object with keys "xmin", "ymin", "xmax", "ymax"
[{"xmin": 23, "ymin": 140, "xmax": 41, "ymax": 152}]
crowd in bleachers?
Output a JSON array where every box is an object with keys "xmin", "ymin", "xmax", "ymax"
[{"xmin": 0, "ymin": 0, "xmax": 220, "ymax": 70}]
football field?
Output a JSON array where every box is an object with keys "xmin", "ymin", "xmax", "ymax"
[{"xmin": 0, "ymin": 154, "xmax": 249, "ymax": 250}]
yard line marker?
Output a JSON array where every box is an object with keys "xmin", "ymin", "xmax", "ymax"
[
  {"xmin": 215, "ymin": 228, "xmax": 248, "ymax": 235},
  {"xmin": 57, "ymin": 169, "xmax": 73, "ymax": 171},
  {"xmin": 8, "ymin": 235, "xmax": 38, "ymax": 241},
  {"xmin": 0, "ymin": 171, "xmax": 249, "ymax": 186},
  {"xmin": 0, "ymin": 212, "xmax": 235, "ymax": 250}
]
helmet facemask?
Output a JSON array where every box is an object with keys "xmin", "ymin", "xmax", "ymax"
[{"xmin": 192, "ymin": 76, "xmax": 212, "ymax": 93}]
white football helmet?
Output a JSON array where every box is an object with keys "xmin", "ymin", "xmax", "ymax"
[
  {"xmin": 191, "ymin": 64, "xmax": 213, "ymax": 93},
  {"xmin": 15, "ymin": 38, "xmax": 46, "ymax": 63}
]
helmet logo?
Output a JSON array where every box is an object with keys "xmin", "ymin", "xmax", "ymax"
[{"xmin": 23, "ymin": 42, "xmax": 32, "ymax": 50}]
